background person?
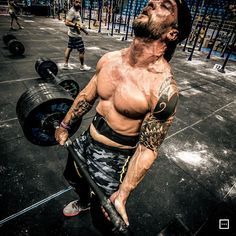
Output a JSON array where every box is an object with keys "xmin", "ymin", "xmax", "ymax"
[
  {"xmin": 63, "ymin": 0, "xmax": 91, "ymax": 71},
  {"xmin": 8, "ymin": 0, "xmax": 23, "ymax": 30}
]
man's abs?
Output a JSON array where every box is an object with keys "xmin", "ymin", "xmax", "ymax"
[{"xmin": 89, "ymin": 112, "xmax": 141, "ymax": 149}]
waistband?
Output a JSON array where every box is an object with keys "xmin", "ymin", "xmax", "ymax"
[
  {"xmin": 73, "ymin": 129, "xmax": 136, "ymax": 156},
  {"xmin": 92, "ymin": 113, "xmax": 139, "ymax": 147}
]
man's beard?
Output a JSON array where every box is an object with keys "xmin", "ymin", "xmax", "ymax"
[
  {"xmin": 132, "ymin": 17, "xmax": 169, "ymax": 40},
  {"xmin": 74, "ymin": 5, "xmax": 80, "ymax": 10}
]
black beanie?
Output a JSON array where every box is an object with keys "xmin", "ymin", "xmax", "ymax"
[
  {"xmin": 164, "ymin": 0, "xmax": 192, "ymax": 61},
  {"xmin": 175, "ymin": 0, "xmax": 192, "ymax": 42}
]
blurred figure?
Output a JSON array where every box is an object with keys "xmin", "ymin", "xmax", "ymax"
[{"xmin": 8, "ymin": 0, "xmax": 23, "ymax": 30}]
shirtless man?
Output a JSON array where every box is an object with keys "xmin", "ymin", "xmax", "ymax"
[{"xmin": 55, "ymin": 0, "xmax": 192, "ymax": 234}]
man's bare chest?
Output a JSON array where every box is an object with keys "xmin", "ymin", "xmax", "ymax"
[{"xmin": 97, "ymin": 65, "xmax": 161, "ymax": 117}]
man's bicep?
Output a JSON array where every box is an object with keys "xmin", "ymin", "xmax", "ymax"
[
  {"xmin": 140, "ymin": 77, "xmax": 179, "ymax": 152},
  {"xmin": 139, "ymin": 114, "xmax": 174, "ymax": 153},
  {"xmin": 153, "ymin": 77, "xmax": 179, "ymax": 120}
]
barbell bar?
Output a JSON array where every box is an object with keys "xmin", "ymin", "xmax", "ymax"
[{"xmin": 35, "ymin": 58, "xmax": 80, "ymax": 99}]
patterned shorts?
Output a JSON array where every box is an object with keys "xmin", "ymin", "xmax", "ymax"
[
  {"xmin": 68, "ymin": 36, "xmax": 85, "ymax": 52},
  {"xmin": 64, "ymin": 130, "xmax": 136, "ymax": 196}
]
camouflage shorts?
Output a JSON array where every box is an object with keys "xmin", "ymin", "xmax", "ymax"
[{"xmin": 71, "ymin": 130, "xmax": 136, "ymax": 196}]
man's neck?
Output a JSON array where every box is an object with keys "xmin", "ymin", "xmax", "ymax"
[{"xmin": 127, "ymin": 37, "xmax": 167, "ymax": 67}]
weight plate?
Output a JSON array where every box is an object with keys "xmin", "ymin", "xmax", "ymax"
[
  {"xmin": 16, "ymin": 83, "xmax": 81, "ymax": 146},
  {"xmin": 3, "ymin": 34, "xmax": 16, "ymax": 45},
  {"xmin": 58, "ymin": 79, "xmax": 80, "ymax": 99},
  {"xmin": 8, "ymin": 39, "xmax": 25, "ymax": 56},
  {"xmin": 35, "ymin": 58, "xmax": 58, "ymax": 79}
]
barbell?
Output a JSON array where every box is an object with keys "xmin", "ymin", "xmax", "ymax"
[
  {"xmin": 35, "ymin": 58, "xmax": 80, "ymax": 99},
  {"xmin": 2, "ymin": 33, "xmax": 25, "ymax": 56},
  {"xmin": 16, "ymin": 83, "xmax": 131, "ymax": 235}
]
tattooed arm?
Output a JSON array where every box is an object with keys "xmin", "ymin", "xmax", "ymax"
[
  {"xmin": 55, "ymin": 75, "xmax": 98, "ymax": 145},
  {"xmin": 55, "ymin": 55, "xmax": 107, "ymax": 145},
  {"xmin": 110, "ymin": 76, "xmax": 179, "ymax": 225},
  {"xmin": 62, "ymin": 75, "xmax": 98, "ymax": 127}
]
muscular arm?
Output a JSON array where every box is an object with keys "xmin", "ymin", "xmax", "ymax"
[
  {"xmin": 65, "ymin": 18, "xmax": 76, "ymax": 27},
  {"xmin": 113, "ymin": 77, "xmax": 179, "ymax": 220},
  {"xmin": 118, "ymin": 114, "xmax": 174, "ymax": 199},
  {"xmin": 55, "ymin": 55, "xmax": 109, "ymax": 145},
  {"xmin": 62, "ymin": 75, "xmax": 98, "ymax": 126},
  {"xmin": 62, "ymin": 54, "xmax": 109, "ymax": 126}
]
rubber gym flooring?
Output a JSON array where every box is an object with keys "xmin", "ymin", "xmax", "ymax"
[{"xmin": 0, "ymin": 14, "xmax": 236, "ymax": 236}]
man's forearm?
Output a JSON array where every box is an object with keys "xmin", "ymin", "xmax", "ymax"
[
  {"xmin": 62, "ymin": 75, "xmax": 98, "ymax": 127},
  {"xmin": 62, "ymin": 93, "xmax": 93, "ymax": 127},
  {"xmin": 65, "ymin": 20, "xmax": 76, "ymax": 28},
  {"xmin": 118, "ymin": 145, "xmax": 157, "ymax": 200}
]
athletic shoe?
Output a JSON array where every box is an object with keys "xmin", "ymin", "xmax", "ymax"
[
  {"xmin": 62, "ymin": 63, "xmax": 69, "ymax": 70},
  {"xmin": 19, "ymin": 26, "xmax": 24, "ymax": 29},
  {"xmin": 63, "ymin": 200, "xmax": 90, "ymax": 217},
  {"xmin": 80, "ymin": 64, "xmax": 91, "ymax": 71}
]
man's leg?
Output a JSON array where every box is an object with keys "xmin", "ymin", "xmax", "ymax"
[
  {"xmin": 79, "ymin": 51, "xmax": 85, "ymax": 66},
  {"xmin": 76, "ymin": 38, "xmax": 91, "ymax": 71},
  {"xmin": 84, "ymin": 134, "xmax": 134, "ymax": 235},
  {"xmin": 15, "ymin": 16, "xmax": 23, "ymax": 29},
  {"xmin": 64, "ymin": 47, "xmax": 72, "ymax": 64},
  {"xmin": 63, "ymin": 154, "xmax": 91, "ymax": 216},
  {"xmin": 10, "ymin": 15, "xmax": 14, "ymax": 29},
  {"xmin": 79, "ymin": 51, "xmax": 91, "ymax": 71},
  {"xmin": 63, "ymin": 47, "xmax": 72, "ymax": 69}
]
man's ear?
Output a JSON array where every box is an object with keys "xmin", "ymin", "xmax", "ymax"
[{"xmin": 167, "ymin": 29, "xmax": 179, "ymax": 41}]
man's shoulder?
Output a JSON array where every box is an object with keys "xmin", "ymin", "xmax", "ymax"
[
  {"xmin": 101, "ymin": 50, "xmax": 122, "ymax": 61},
  {"xmin": 68, "ymin": 7, "xmax": 74, "ymax": 12},
  {"xmin": 153, "ymin": 76, "xmax": 179, "ymax": 120},
  {"xmin": 97, "ymin": 50, "xmax": 122, "ymax": 70},
  {"xmin": 68, "ymin": 7, "xmax": 77, "ymax": 15}
]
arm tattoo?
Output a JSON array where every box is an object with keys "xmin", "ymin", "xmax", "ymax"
[
  {"xmin": 68, "ymin": 99, "xmax": 92, "ymax": 126},
  {"xmin": 154, "ymin": 77, "xmax": 178, "ymax": 120},
  {"xmin": 139, "ymin": 115, "xmax": 173, "ymax": 152},
  {"xmin": 140, "ymin": 77, "xmax": 178, "ymax": 152}
]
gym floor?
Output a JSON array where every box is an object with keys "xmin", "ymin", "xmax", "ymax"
[{"xmin": 0, "ymin": 14, "xmax": 236, "ymax": 236}]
